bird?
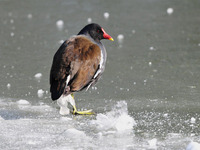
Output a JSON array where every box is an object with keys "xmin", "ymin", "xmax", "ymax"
[{"xmin": 50, "ymin": 23, "xmax": 114, "ymax": 115}]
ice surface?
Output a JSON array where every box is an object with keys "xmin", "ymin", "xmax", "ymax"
[
  {"xmin": 186, "ymin": 142, "xmax": 200, "ymax": 150},
  {"xmin": 0, "ymin": 97, "xmax": 199, "ymax": 150}
]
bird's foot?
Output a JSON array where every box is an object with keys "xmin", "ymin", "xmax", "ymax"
[
  {"xmin": 72, "ymin": 105, "xmax": 95, "ymax": 115},
  {"xmin": 73, "ymin": 109, "xmax": 95, "ymax": 115}
]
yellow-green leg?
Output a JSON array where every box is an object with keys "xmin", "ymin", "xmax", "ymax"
[{"xmin": 70, "ymin": 93, "xmax": 95, "ymax": 115}]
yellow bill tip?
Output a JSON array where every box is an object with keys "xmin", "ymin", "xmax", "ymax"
[{"xmin": 109, "ymin": 38, "xmax": 114, "ymax": 41}]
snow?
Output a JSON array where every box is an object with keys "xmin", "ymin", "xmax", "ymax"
[
  {"xmin": 17, "ymin": 99, "xmax": 30, "ymax": 105},
  {"xmin": 104, "ymin": 12, "xmax": 110, "ymax": 19},
  {"xmin": 37, "ymin": 89, "xmax": 44, "ymax": 98},
  {"xmin": 91, "ymin": 101, "xmax": 136, "ymax": 132},
  {"xmin": 0, "ymin": 98, "xmax": 199, "ymax": 150},
  {"xmin": 190, "ymin": 117, "xmax": 196, "ymax": 124},
  {"xmin": 167, "ymin": 8, "xmax": 174, "ymax": 15},
  {"xmin": 7, "ymin": 83, "xmax": 11, "ymax": 89},
  {"xmin": 148, "ymin": 138, "xmax": 157, "ymax": 149},
  {"xmin": 34, "ymin": 73, "xmax": 42, "ymax": 79},
  {"xmin": 10, "ymin": 32, "xmax": 14, "ymax": 37},
  {"xmin": 117, "ymin": 34, "xmax": 124, "ymax": 47},
  {"xmin": 27, "ymin": 13, "xmax": 33, "ymax": 19},
  {"xmin": 56, "ymin": 20, "xmax": 64, "ymax": 29},
  {"xmin": 87, "ymin": 18, "xmax": 92, "ymax": 23},
  {"xmin": 186, "ymin": 142, "xmax": 200, "ymax": 150}
]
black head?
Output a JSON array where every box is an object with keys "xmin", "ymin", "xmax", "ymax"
[{"xmin": 78, "ymin": 23, "xmax": 113, "ymax": 42}]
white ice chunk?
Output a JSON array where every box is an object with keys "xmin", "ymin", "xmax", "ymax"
[
  {"xmin": 104, "ymin": 12, "xmax": 110, "ymax": 19},
  {"xmin": 56, "ymin": 20, "xmax": 64, "ymax": 29},
  {"xmin": 117, "ymin": 34, "xmax": 124, "ymax": 45},
  {"xmin": 163, "ymin": 113, "xmax": 168, "ymax": 117},
  {"xmin": 91, "ymin": 101, "xmax": 136, "ymax": 132},
  {"xmin": 190, "ymin": 117, "xmax": 196, "ymax": 124},
  {"xmin": 167, "ymin": 8, "xmax": 174, "ymax": 15},
  {"xmin": 27, "ymin": 13, "xmax": 32, "ymax": 19},
  {"xmin": 149, "ymin": 46, "xmax": 155, "ymax": 50},
  {"xmin": 148, "ymin": 138, "xmax": 157, "ymax": 148},
  {"xmin": 34, "ymin": 73, "xmax": 42, "ymax": 79},
  {"xmin": 87, "ymin": 18, "xmax": 92, "ymax": 23},
  {"xmin": 17, "ymin": 99, "xmax": 30, "ymax": 105},
  {"xmin": 59, "ymin": 40, "xmax": 64, "ymax": 44},
  {"xmin": 186, "ymin": 142, "xmax": 200, "ymax": 150},
  {"xmin": 37, "ymin": 89, "xmax": 44, "ymax": 98},
  {"xmin": 10, "ymin": 32, "xmax": 14, "ymax": 37},
  {"xmin": 10, "ymin": 19, "xmax": 14, "ymax": 24},
  {"xmin": 7, "ymin": 83, "xmax": 11, "ymax": 89}
]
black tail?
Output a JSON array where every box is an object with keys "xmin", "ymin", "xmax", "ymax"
[{"xmin": 50, "ymin": 79, "xmax": 66, "ymax": 100}]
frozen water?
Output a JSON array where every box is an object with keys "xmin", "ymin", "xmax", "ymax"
[
  {"xmin": 91, "ymin": 101, "xmax": 136, "ymax": 132},
  {"xmin": 17, "ymin": 99, "xmax": 30, "ymax": 105},
  {"xmin": 59, "ymin": 40, "xmax": 64, "ymax": 44},
  {"xmin": 167, "ymin": 8, "xmax": 174, "ymax": 15},
  {"xmin": 186, "ymin": 142, "xmax": 200, "ymax": 150},
  {"xmin": 10, "ymin": 32, "xmax": 14, "ymax": 37},
  {"xmin": 56, "ymin": 20, "xmax": 64, "ymax": 30},
  {"xmin": 7, "ymin": 83, "xmax": 11, "ymax": 89},
  {"xmin": 148, "ymin": 138, "xmax": 157, "ymax": 149},
  {"xmin": 34, "ymin": 73, "xmax": 42, "ymax": 79},
  {"xmin": 104, "ymin": 12, "xmax": 110, "ymax": 19},
  {"xmin": 190, "ymin": 117, "xmax": 196, "ymax": 124},
  {"xmin": 87, "ymin": 17, "xmax": 92, "ymax": 23},
  {"xmin": 0, "ymin": 98, "xmax": 199, "ymax": 150},
  {"xmin": 117, "ymin": 34, "xmax": 124, "ymax": 47},
  {"xmin": 37, "ymin": 89, "xmax": 44, "ymax": 98},
  {"xmin": 27, "ymin": 13, "xmax": 33, "ymax": 19}
]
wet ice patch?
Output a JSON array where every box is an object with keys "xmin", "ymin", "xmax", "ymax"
[{"xmin": 91, "ymin": 101, "xmax": 136, "ymax": 133}]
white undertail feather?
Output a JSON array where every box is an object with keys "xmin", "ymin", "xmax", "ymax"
[{"xmin": 57, "ymin": 94, "xmax": 75, "ymax": 115}]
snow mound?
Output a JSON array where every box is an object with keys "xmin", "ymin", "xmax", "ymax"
[
  {"xmin": 91, "ymin": 101, "xmax": 136, "ymax": 132},
  {"xmin": 17, "ymin": 99, "xmax": 30, "ymax": 105},
  {"xmin": 186, "ymin": 142, "xmax": 200, "ymax": 150}
]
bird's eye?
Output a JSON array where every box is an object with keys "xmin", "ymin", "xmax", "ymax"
[{"xmin": 97, "ymin": 30, "xmax": 100, "ymax": 33}]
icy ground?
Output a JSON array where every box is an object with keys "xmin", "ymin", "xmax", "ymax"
[{"xmin": 0, "ymin": 98, "xmax": 199, "ymax": 150}]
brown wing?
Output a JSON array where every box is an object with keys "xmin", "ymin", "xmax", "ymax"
[{"xmin": 50, "ymin": 36, "xmax": 101, "ymax": 100}]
